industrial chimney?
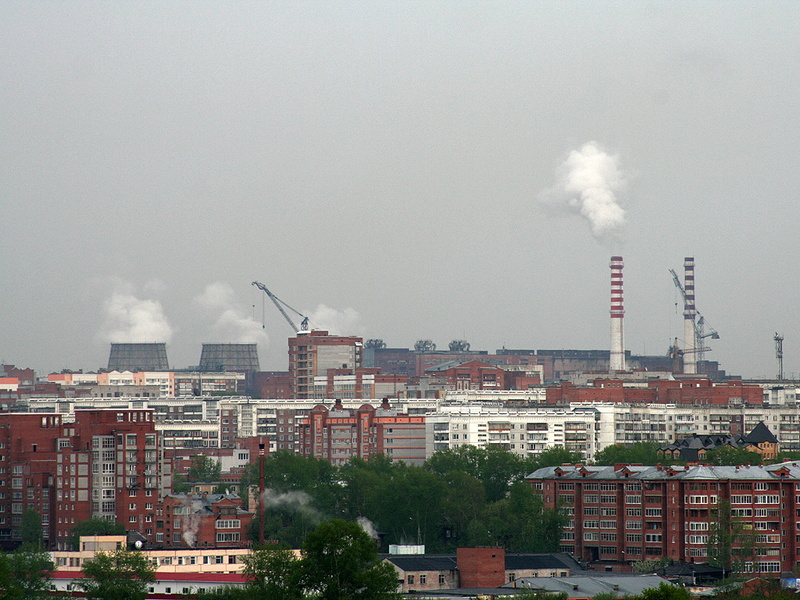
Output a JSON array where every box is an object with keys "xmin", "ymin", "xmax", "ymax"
[
  {"xmin": 609, "ymin": 256, "xmax": 626, "ymax": 371},
  {"xmin": 683, "ymin": 257, "xmax": 697, "ymax": 374}
]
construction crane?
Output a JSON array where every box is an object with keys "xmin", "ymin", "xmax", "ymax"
[
  {"xmin": 669, "ymin": 268, "xmax": 719, "ymax": 364},
  {"xmin": 251, "ymin": 281, "xmax": 309, "ymax": 333}
]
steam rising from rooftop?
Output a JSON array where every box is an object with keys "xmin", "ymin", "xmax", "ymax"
[{"xmin": 540, "ymin": 141, "xmax": 628, "ymax": 243}]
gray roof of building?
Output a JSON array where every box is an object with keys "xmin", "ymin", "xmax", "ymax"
[
  {"xmin": 385, "ymin": 556, "xmax": 457, "ymax": 571},
  {"xmin": 505, "ymin": 574, "xmax": 673, "ymax": 597},
  {"xmin": 527, "ymin": 461, "xmax": 800, "ymax": 481},
  {"xmin": 504, "ymin": 553, "xmax": 582, "ymax": 572},
  {"xmin": 384, "ymin": 552, "xmax": 582, "ymax": 574}
]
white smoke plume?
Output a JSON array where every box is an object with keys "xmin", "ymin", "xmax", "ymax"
[
  {"xmin": 195, "ymin": 282, "xmax": 269, "ymax": 345},
  {"xmin": 98, "ymin": 280, "xmax": 173, "ymax": 343},
  {"xmin": 261, "ymin": 489, "xmax": 322, "ymax": 522},
  {"xmin": 539, "ymin": 141, "xmax": 627, "ymax": 242},
  {"xmin": 181, "ymin": 498, "xmax": 205, "ymax": 547},
  {"xmin": 357, "ymin": 516, "xmax": 378, "ymax": 539},
  {"xmin": 305, "ymin": 304, "xmax": 362, "ymax": 336}
]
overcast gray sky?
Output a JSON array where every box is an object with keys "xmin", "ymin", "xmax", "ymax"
[{"xmin": 2, "ymin": 2, "xmax": 799, "ymax": 378}]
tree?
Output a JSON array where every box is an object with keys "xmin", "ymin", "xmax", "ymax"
[
  {"xmin": 0, "ymin": 545, "xmax": 54, "ymax": 600},
  {"xmin": 592, "ymin": 441, "xmax": 664, "ymax": 466},
  {"xmin": 704, "ymin": 446, "xmax": 763, "ymax": 467},
  {"xmin": 76, "ymin": 549, "xmax": 156, "ymax": 600},
  {"xmin": 425, "ymin": 445, "xmax": 537, "ymax": 502},
  {"xmin": 465, "ymin": 481, "xmax": 566, "ymax": 552},
  {"xmin": 514, "ymin": 590, "xmax": 568, "ymax": 600},
  {"xmin": 20, "ymin": 509, "xmax": 44, "ymax": 548},
  {"xmin": 68, "ymin": 517, "xmax": 126, "ymax": 551},
  {"xmin": 187, "ymin": 454, "xmax": 222, "ymax": 482},
  {"xmin": 300, "ymin": 519, "xmax": 400, "ymax": 600},
  {"xmin": 242, "ymin": 546, "xmax": 303, "ymax": 600},
  {"xmin": 198, "ymin": 546, "xmax": 303, "ymax": 600},
  {"xmin": 706, "ymin": 500, "xmax": 756, "ymax": 578},
  {"xmin": 639, "ymin": 582, "xmax": 691, "ymax": 600},
  {"xmin": 530, "ymin": 446, "xmax": 582, "ymax": 470}
]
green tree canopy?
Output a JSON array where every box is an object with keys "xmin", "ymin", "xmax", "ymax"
[
  {"xmin": 20, "ymin": 509, "xmax": 44, "ymax": 548},
  {"xmin": 592, "ymin": 441, "xmax": 664, "ymax": 466},
  {"xmin": 76, "ymin": 549, "xmax": 156, "ymax": 600},
  {"xmin": 187, "ymin": 454, "xmax": 223, "ymax": 482},
  {"xmin": 0, "ymin": 545, "xmax": 54, "ymax": 600},
  {"xmin": 465, "ymin": 481, "xmax": 566, "ymax": 552},
  {"xmin": 300, "ymin": 519, "xmax": 400, "ymax": 600},
  {"xmin": 242, "ymin": 546, "xmax": 303, "ymax": 600},
  {"xmin": 704, "ymin": 446, "xmax": 763, "ymax": 467},
  {"xmin": 424, "ymin": 445, "xmax": 538, "ymax": 502},
  {"xmin": 529, "ymin": 446, "xmax": 582, "ymax": 470},
  {"xmin": 706, "ymin": 500, "xmax": 757, "ymax": 578},
  {"xmin": 68, "ymin": 517, "xmax": 126, "ymax": 551}
]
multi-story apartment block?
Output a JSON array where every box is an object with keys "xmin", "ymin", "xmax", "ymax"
[
  {"xmin": 527, "ymin": 462, "xmax": 800, "ymax": 574},
  {"xmin": 311, "ymin": 368, "xmax": 408, "ymax": 400},
  {"xmin": 547, "ymin": 378, "xmax": 764, "ymax": 406},
  {"xmin": 298, "ymin": 400, "xmax": 427, "ymax": 465},
  {"xmin": 288, "ymin": 331, "xmax": 363, "ymax": 399},
  {"xmin": 425, "ymin": 405, "xmax": 612, "ymax": 460},
  {"xmin": 0, "ymin": 409, "xmax": 165, "ymax": 550}
]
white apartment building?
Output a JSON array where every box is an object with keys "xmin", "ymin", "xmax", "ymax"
[{"xmin": 425, "ymin": 405, "xmax": 614, "ymax": 460}]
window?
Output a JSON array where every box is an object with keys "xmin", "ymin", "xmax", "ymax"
[
  {"xmin": 419, "ymin": 575, "xmax": 426, "ymax": 585},
  {"xmin": 439, "ymin": 575, "xmax": 446, "ymax": 585},
  {"xmin": 216, "ymin": 533, "xmax": 240, "ymax": 543},
  {"xmin": 407, "ymin": 575, "xmax": 415, "ymax": 585}
]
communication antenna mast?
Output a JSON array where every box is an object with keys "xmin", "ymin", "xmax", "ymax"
[{"xmin": 775, "ymin": 333, "xmax": 784, "ymax": 380}]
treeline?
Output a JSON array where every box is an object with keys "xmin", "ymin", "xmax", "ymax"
[
  {"xmin": 592, "ymin": 441, "xmax": 800, "ymax": 467},
  {"xmin": 239, "ymin": 446, "xmax": 579, "ymax": 551}
]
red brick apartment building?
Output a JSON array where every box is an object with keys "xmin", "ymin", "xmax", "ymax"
[
  {"xmin": 298, "ymin": 400, "xmax": 427, "ymax": 465},
  {"xmin": 546, "ymin": 378, "xmax": 763, "ymax": 406},
  {"xmin": 527, "ymin": 463, "xmax": 800, "ymax": 574},
  {"xmin": 0, "ymin": 409, "xmax": 251, "ymax": 551},
  {"xmin": 0, "ymin": 409, "xmax": 160, "ymax": 549},
  {"xmin": 288, "ymin": 330, "xmax": 363, "ymax": 399}
]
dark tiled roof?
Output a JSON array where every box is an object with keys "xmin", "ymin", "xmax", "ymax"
[
  {"xmin": 744, "ymin": 421, "xmax": 779, "ymax": 444},
  {"xmin": 504, "ymin": 553, "xmax": 581, "ymax": 571},
  {"xmin": 385, "ymin": 555, "xmax": 457, "ymax": 571}
]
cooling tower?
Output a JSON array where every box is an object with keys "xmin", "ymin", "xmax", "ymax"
[
  {"xmin": 199, "ymin": 343, "xmax": 260, "ymax": 372},
  {"xmin": 107, "ymin": 343, "xmax": 169, "ymax": 371}
]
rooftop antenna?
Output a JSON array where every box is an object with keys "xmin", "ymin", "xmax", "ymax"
[{"xmin": 775, "ymin": 333, "xmax": 784, "ymax": 380}]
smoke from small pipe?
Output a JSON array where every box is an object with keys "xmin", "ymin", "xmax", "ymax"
[{"xmin": 539, "ymin": 141, "xmax": 627, "ymax": 243}]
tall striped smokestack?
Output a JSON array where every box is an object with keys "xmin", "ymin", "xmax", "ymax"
[
  {"xmin": 683, "ymin": 257, "xmax": 697, "ymax": 374},
  {"xmin": 609, "ymin": 256, "xmax": 626, "ymax": 371}
]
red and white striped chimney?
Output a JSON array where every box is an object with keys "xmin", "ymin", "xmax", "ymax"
[
  {"xmin": 609, "ymin": 256, "xmax": 626, "ymax": 371},
  {"xmin": 683, "ymin": 257, "xmax": 697, "ymax": 374}
]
